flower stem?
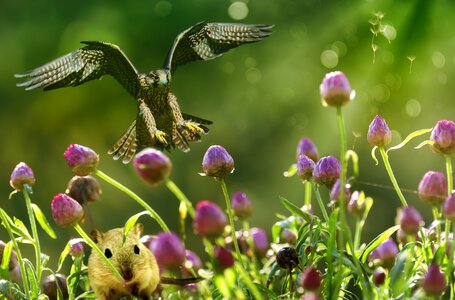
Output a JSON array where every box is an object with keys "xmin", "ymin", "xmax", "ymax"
[
  {"xmin": 354, "ymin": 218, "xmax": 362, "ymax": 250},
  {"xmin": 165, "ymin": 178, "xmax": 195, "ymax": 218},
  {"xmin": 0, "ymin": 208, "xmax": 30, "ymax": 294},
  {"xmin": 313, "ymin": 184, "xmax": 329, "ymax": 223},
  {"xmin": 95, "ymin": 169, "xmax": 169, "ymax": 232},
  {"xmin": 73, "ymin": 223, "xmax": 122, "ymax": 280},
  {"xmin": 22, "ymin": 189, "xmax": 42, "ymax": 284},
  {"xmin": 445, "ymin": 155, "xmax": 453, "ymax": 279},
  {"xmin": 378, "ymin": 147, "xmax": 408, "ymax": 207},
  {"xmin": 304, "ymin": 181, "xmax": 312, "ymax": 207},
  {"xmin": 432, "ymin": 206, "xmax": 441, "ymax": 245},
  {"xmin": 336, "ymin": 106, "xmax": 348, "ymax": 250},
  {"xmin": 219, "ymin": 179, "xmax": 261, "ymax": 300}
]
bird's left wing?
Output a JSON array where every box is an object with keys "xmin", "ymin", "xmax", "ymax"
[
  {"xmin": 163, "ymin": 22, "xmax": 273, "ymax": 73},
  {"xmin": 16, "ymin": 41, "xmax": 141, "ymax": 98}
]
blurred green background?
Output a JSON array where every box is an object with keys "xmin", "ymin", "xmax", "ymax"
[{"xmin": 1, "ymin": 0, "xmax": 455, "ymax": 269}]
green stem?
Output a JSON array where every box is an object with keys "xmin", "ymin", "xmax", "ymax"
[
  {"xmin": 0, "ymin": 209, "xmax": 30, "ymax": 294},
  {"xmin": 378, "ymin": 147, "xmax": 408, "ymax": 207},
  {"xmin": 220, "ymin": 179, "xmax": 261, "ymax": 300},
  {"xmin": 73, "ymin": 223, "xmax": 122, "ymax": 280},
  {"xmin": 432, "ymin": 206, "xmax": 441, "ymax": 246},
  {"xmin": 336, "ymin": 106, "xmax": 347, "ymax": 250},
  {"xmin": 447, "ymin": 155, "xmax": 453, "ymax": 194},
  {"xmin": 354, "ymin": 217, "xmax": 362, "ymax": 250},
  {"xmin": 22, "ymin": 189, "xmax": 42, "ymax": 284},
  {"xmin": 304, "ymin": 181, "xmax": 312, "ymax": 207},
  {"xmin": 165, "ymin": 178, "xmax": 195, "ymax": 218},
  {"xmin": 95, "ymin": 169, "xmax": 169, "ymax": 232},
  {"xmin": 313, "ymin": 184, "xmax": 329, "ymax": 223},
  {"xmin": 445, "ymin": 155, "xmax": 454, "ymax": 279}
]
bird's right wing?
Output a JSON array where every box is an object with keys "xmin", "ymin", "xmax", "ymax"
[{"xmin": 16, "ymin": 41, "xmax": 141, "ymax": 98}]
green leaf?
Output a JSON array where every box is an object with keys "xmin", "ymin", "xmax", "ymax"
[
  {"xmin": 0, "ymin": 241, "xmax": 13, "ymax": 280},
  {"xmin": 12, "ymin": 218, "xmax": 32, "ymax": 241},
  {"xmin": 370, "ymin": 146, "xmax": 379, "ymax": 165},
  {"xmin": 24, "ymin": 259, "xmax": 39, "ymax": 297},
  {"xmin": 279, "ymin": 196, "xmax": 313, "ymax": 223},
  {"xmin": 57, "ymin": 241, "xmax": 72, "ymax": 272},
  {"xmin": 254, "ymin": 283, "xmax": 278, "ymax": 299},
  {"xmin": 75, "ymin": 291, "xmax": 98, "ymax": 299},
  {"xmin": 31, "ymin": 203, "xmax": 56, "ymax": 239},
  {"xmin": 123, "ymin": 211, "xmax": 151, "ymax": 244},
  {"xmin": 414, "ymin": 139, "xmax": 434, "ymax": 150},
  {"xmin": 386, "ymin": 128, "xmax": 432, "ymax": 154},
  {"xmin": 0, "ymin": 280, "xmax": 27, "ymax": 300},
  {"xmin": 360, "ymin": 225, "xmax": 399, "ymax": 262},
  {"xmin": 283, "ymin": 164, "xmax": 297, "ymax": 178}
]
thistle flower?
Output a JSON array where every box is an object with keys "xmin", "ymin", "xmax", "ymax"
[
  {"xmin": 149, "ymin": 232, "xmax": 186, "ymax": 271},
  {"xmin": 193, "ymin": 201, "xmax": 228, "ymax": 238},
  {"xmin": 10, "ymin": 162, "xmax": 35, "ymax": 192},
  {"xmin": 201, "ymin": 145, "xmax": 234, "ymax": 178},
  {"xmin": 64, "ymin": 144, "xmax": 99, "ymax": 176},
  {"xmin": 214, "ymin": 246, "xmax": 234, "ymax": 270},
  {"xmin": 133, "ymin": 148, "xmax": 172, "ymax": 186},
  {"xmin": 320, "ymin": 71, "xmax": 353, "ymax": 107},
  {"xmin": 66, "ymin": 175, "xmax": 101, "ymax": 205},
  {"xmin": 296, "ymin": 154, "xmax": 315, "ymax": 181},
  {"xmin": 231, "ymin": 191, "xmax": 253, "ymax": 219},
  {"xmin": 422, "ymin": 263, "xmax": 447, "ymax": 296},
  {"xmin": 300, "ymin": 267, "xmax": 322, "ymax": 292},
  {"xmin": 396, "ymin": 206, "xmax": 423, "ymax": 235},
  {"xmin": 276, "ymin": 246, "xmax": 299, "ymax": 270},
  {"xmin": 430, "ymin": 119, "xmax": 455, "ymax": 155},
  {"xmin": 329, "ymin": 179, "xmax": 351, "ymax": 203},
  {"xmin": 418, "ymin": 171, "xmax": 447, "ymax": 205},
  {"xmin": 367, "ymin": 115, "xmax": 392, "ymax": 147},
  {"xmin": 42, "ymin": 273, "xmax": 69, "ymax": 300},
  {"xmin": 250, "ymin": 227, "xmax": 269, "ymax": 258},
  {"xmin": 51, "ymin": 193, "xmax": 84, "ymax": 227},
  {"xmin": 443, "ymin": 193, "xmax": 455, "ymax": 221},
  {"xmin": 312, "ymin": 156, "xmax": 340, "ymax": 188},
  {"xmin": 296, "ymin": 137, "xmax": 319, "ymax": 162}
]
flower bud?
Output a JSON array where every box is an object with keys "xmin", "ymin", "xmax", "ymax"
[
  {"xmin": 184, "ymin": 250, "xmax": 203, "ymax": 272},
  {"xmin": 66, "ymin": 175, "xmax": 101, "ymax": 205},
  {"xmin": 276, "ymin": 246, "xmax": 299, "ymax": 270},
  {"xmin": 202, "ymin": 145, "xmax": 234, "ymax": 178},
  {"xmin": 51, "ymin": 193, "xmax": 84, "ymax": 227},
  {"xmin": 347, "ymin": 191, "xmax": 366, "ymax": 217},
  {"xmin": 320, "ymin": 71, "xmax": 353, "ymax": 107},
  {"xmin": 396, "ymin": 206, "xmax": 423, "ymax": 235},
  {"xmin": 64, "ymin": 144, "xmax": 99, "ymax": 176},
  {"xmin": 300, "ymin": 267, "xmax": 322, "ymax": 292},
  {"xmin": 140, "ymin": 234, "xmax": 156, "ymax": 249},
  {"xmin": 313, "ymin": 156, "xmax": 340, "ymax": 188},
  {"xmin": 430, "ymin": 119, "xmax": 455, "ymax": 155},
  {"xmin": 231, "ymin": 191, "xmax": 253, "ymax": 219},
  {"xmin": 300, "ymin": 295, "xmax": 320, "ymax": 300},
  {"xmin": 373, "ymin": 238, "xmax": 398, "ymax": 269},
  {"xmin": 193, "ymin": 201, "xmax": 228, "ymax": 239},
  {"xmin": 42, "ymin": 273, "xmax": 69, "ymax": 300},
  {"xmin": 297, "ymin": 154, "xmax": 315, "ymax": 181},
  {"xmin": 422, "ymin": 263, "xmax": 447, "ymax": 296},
  {"xmin": 10, "ymin": 162, "xmax": 35, "ymax": 191},
  {"xmin": 69, "ymin": 239, "xmax": 84, "ymax": 258},
  {"xmin": 444, "ymin": 193, "xmax": 455, "ymax": 221},
  {"xmin": 373, "ymin": 268, "xmax": 386, "ymax": 286},
  {"xmin": 329, "ymin": 179, "xmax": 351, "ymax": 203},
  {"xmin": 418, "ymin": 171, "xmax": 447, "ymax": 205},
  {"xmin": 296, "ymin": 137, "xmax": 319, "ymax": 162},
  {"xmin": 133, "ymin": 148, "xmax": 172, "ymax": 186},
  {"xmin": 214, "ymin": 246, "xmax": 234, "ymax": 270},
  {"xmin": 367, "ymin": 115, "xmax": 392, "ymax": 147},
  {"xmin": 149, "ymin": 232, "xmax": 186, "ymax": 271},
  {"xmin": 250, "ymin": 227, "xmax": 269, "ymax": 258},
  {"xmin": 280, "ymin": 228, "xmax": 297, "ymax": 244}
]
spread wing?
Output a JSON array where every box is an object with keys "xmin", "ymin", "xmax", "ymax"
[
  {"xmin": 16, "ymin": 41, "xmax": 141, "ymax": 97},
  {"xmin": 164, "ymin": 22, "xmax": 273, "ymax": 73}
]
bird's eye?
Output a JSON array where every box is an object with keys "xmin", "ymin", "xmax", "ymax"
[
  {"xmin": 134, "ymin": 245, "xmax": 140, "ymax": 255},
  {"xmin": 104, "ymin": 248, "xmax": 113, "ymax": 258}
]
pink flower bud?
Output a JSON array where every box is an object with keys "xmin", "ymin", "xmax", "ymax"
[
  {"xmin": 250, "ymin": 227, "xmax": 269, "ymax": 258},
  {"xmin": 320, "ymin": 71, "xmax": 353, "ymax": 107},
  {"xmin": 69, "ymin": 239, "xmax": 84, "ymax": 258},
  {"xmin": 280, "ymin": 228, "xmax": 297, "ymax": 244},
  {"xmin": 133, "ymin": 148, "xmax": 172, "ymax": 186},
  {"xmin": 300, "ymin": 266, "xmax": 322, "ymax": 292},
  {"xmin": 64, "ymin": 144, "xmax": 99, "ymax": 176},
  {"xmin": 367, "ymin": 115, "xmax": 392, "ymax": 147},
  {"xmin": 444, "ymin": 193, "xmax": 455, "ymax": 221},
  {"xmin": 329, "ymin": 179, "xmax": 351, "ymax": 203},
  {"xmin": 202, "ymin": 145, "xmax": 234, "ymax": 178},
  {"xmin": 430, "ymin": 119, "xmax": 455, "ymax": 155},
  {"xmin": 397, "ymin": 206, "xmax": 423, "ymax": 235},
  {"xmin": 373, "ymin": 238, "xmax": 398, "ymax": 269},
  {"xmin": 51, "ymin": 193, "xmax": 84, "ymax": 227},
  {"xmin": 10, "ymin": 162, "xmax": 35, "ymax": 191},
  {"xmin": 149, "ymin": 232, "xmax": 186, "ymax": 272},
  {"xmin": 373, "ymin": 268, "xmax": 386, "ymax": 286},
  {"xmin": 422, "ymin": 263, "xmax": 447, "ymax": 296},
  {"xmin": 347, "ymin": 191, "xmax": 366, "ymax": 217},
  {"xmin": 296, "ymin": 137, "xmax": 319, "ymax": 162},
  {"xmin": 231, "ymin": 191, "xmax": 253, "ymax": 219},
  {"xmin": 297, "ymin": 154, "xmax": 315, "ymax": 181},
  {"xmin": 418, "ymin": 171, "xmax": 447, "ymax": 205},
  {"xmin": 194, "ymin": 201, "xmax": 228, "ymax": 238},
  {"xmin": 214, "ymin": 246, "xmax": 234, "ymax": 270},
  {"xmin": 313, "ymin": 156, "xmax": 340, "ymax": 188}
]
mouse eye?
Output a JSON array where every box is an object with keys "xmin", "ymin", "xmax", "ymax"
[
  {"xmin": 134, "ymin": 245, "xmax": 140, "ymax": 255},
  {"xmin": 104, "ymin": 248, "xmax": 113, "ymax": 258}
]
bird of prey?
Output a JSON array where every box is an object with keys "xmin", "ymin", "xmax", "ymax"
[{"xmin": 16, "ymin": 21, "xmax": 273, "ymax": 163}]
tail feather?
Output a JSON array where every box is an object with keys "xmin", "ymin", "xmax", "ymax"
[
  {"xmin": 182, "ymin": 113, "xmax": 213, "ymax": 127},
  {"xmin": 108, "ymin": 120, "xmax": 137, "ymax": 164}
]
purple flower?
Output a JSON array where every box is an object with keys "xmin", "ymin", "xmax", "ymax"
[
  {"xmin": 42, "ymin": 274, "xmax": 68, "ymax": 300},
  {"xmin": 69, "ymin": 239, "xmax": 84, "ymax": 258},
  {"xmin": 329, "ymin": 179, "xmax": 351, "ymax": 203},
  {"xmin": 133, "ymin": 148, "xmax": 172, "ymax": 186},
  {"xmin": 149, "ymin": 232, "xmax": 186, "ymax": 271},
  {"xmin": 418, "ymin": 171, "xmax": 448, "ymax": 205},
  {"xmin": 184, "ymin": 250, "xmax": 203, "ymax": 271},
  {"xmin": 300, "ymin": 267, "xmax": 322, "ymax": 292},
  {"xmin": 367, "ymin": 115, "xmax": 392, "ymax": 147},
  {"xmin": 373, "ymin": 268, "xmax": 386, "ymax": 286},
  {"xmin": 10, "ymin": 162, "xmax": 35, "ymax": 191},
  {"xmin": 193, "ymin": 201, "xmax": 228, "ymax": 238},
  {"xmin": 430, "ymin": 119, "xmax": 455, "ymax": 155},
  {"xmin": 300, "ymin": 295, "xmax": 320, "ymax": 300},
  {"xmin": 64, "ymin": 144, "xmax": 99, "ymax": 176},
  {"xmin": 347, "ymin": 191, "xmax": 366, "ymax": 217},
  {"xmin": 276, "ymin": 246, "xmax": 299, "ymax": 269},
  {"xmin": 372, "ymin": 238, "xmax": 398, "ymax": 269},
  {"xmin": 444, "ymin": 193, "xmax": 455, "ymax": 221},
  {"xmin": 296, "ymin": 154, "xmax": 315, "ymax": 181},
  {"xmin": 280, "ymin": 228, "xmax": 297, "ymax": 244},
  {"xmin": 202, "ymin": 145, "xmax": 234, "ymax": 178},
  {"xmin": 250, "ymin": 227, "xmax": 269, "ymax": 258},
  {"xmin": 51, "ymin": 193, "xmax": 84, "ymax": 227},
  {"xmin": 214, "ymin": 246, "xmax": 234, "ymax": 270},
  {"xmin": 396, "ymin": 206, "xmax": 423, "ymax": 235},
  {"xmin": 66, "ymin": 175, "xmax": 101, "ymax": 205},
  {"xmin": 320, "ymin": 71, "xmax": 353, "ymax": 107},
  {"xmin": 296, "ymin": 137, "xmax": 319, "ymax": 162},
  {"xmin": 231, "ymin": 191, "xmax": 253, "ymax": 219},
  {"xmin": 422, "ymin": 263, "xmax": 447, "ymax": 296},
  {"xmin": 312, "ymin": 156, "xmax": 340, "ymax": 188}
]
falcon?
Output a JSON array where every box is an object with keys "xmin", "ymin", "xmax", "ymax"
[{"xmin": 16, "ymin": 22, "xmax": 273, "ymax": 163}]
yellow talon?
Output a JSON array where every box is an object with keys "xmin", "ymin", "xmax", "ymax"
[
  {"xmin": 155, "ymin": 130, "xmax": 168, "ymax": 144},
  {"xmin": 185, "ymin": 121, "xmax": 204, "ymax": 133}
]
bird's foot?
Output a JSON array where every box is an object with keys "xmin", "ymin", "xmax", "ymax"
[
  {"xmin": 155, "ymin": 130, "xmax": 168, "ymax": 145},
  {"xmin": 181, "ymin": 121, "xmax": 205, "ymax": 134}
]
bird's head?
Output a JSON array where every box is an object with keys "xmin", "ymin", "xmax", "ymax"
[{"xmin": 148, "ymin": 69, "xmax": 170, "ymax": 87}]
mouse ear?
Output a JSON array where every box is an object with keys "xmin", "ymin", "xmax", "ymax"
[
  {"xmin": 91, "ymin": 229, "xmax": 104, "ymax": 243},
  {"xmin": 133, "ymin": 223, "xmax": 144, "ymax": 236}
]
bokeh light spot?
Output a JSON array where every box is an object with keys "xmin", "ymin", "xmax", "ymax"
[
  {"xmin": 432, "ymin": 51, "xmax": 446, "ymax": 68},
  {"xmin": 331, "ymin": 41, "xmax": 347, "ymax": 57},
  {"xmin": 381, "ymin": 24, "xmax": 397, "ymax": 41},
  {"xmin": 320, "ymin": 50, "xmax": 338, "ymax": 68},
  {"xmin": 222, "ymin": 62, "xmax": 235, "ymax": 74},
  {"xmin": 405, "ymin": 99, "xmax": 421, "ymax": 118},
  {"xmin": 228, "ymin": 2, "xmax": 249, "ymax": 20},
  {"xmin": 154, "ymin": 1, "xmax": 172, "ymax": 17},
  {"xmin": 245, "ymin": 68, "xmax": 262, "ymax": 84},
  {"xmin": 371, "ymin": 84, "xmax": 390, "ymax": 103}
]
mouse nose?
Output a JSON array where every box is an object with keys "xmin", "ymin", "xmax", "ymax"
[{"xmin": 122, "ymin": 268, "xmax": 133, "ymax": 281}]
